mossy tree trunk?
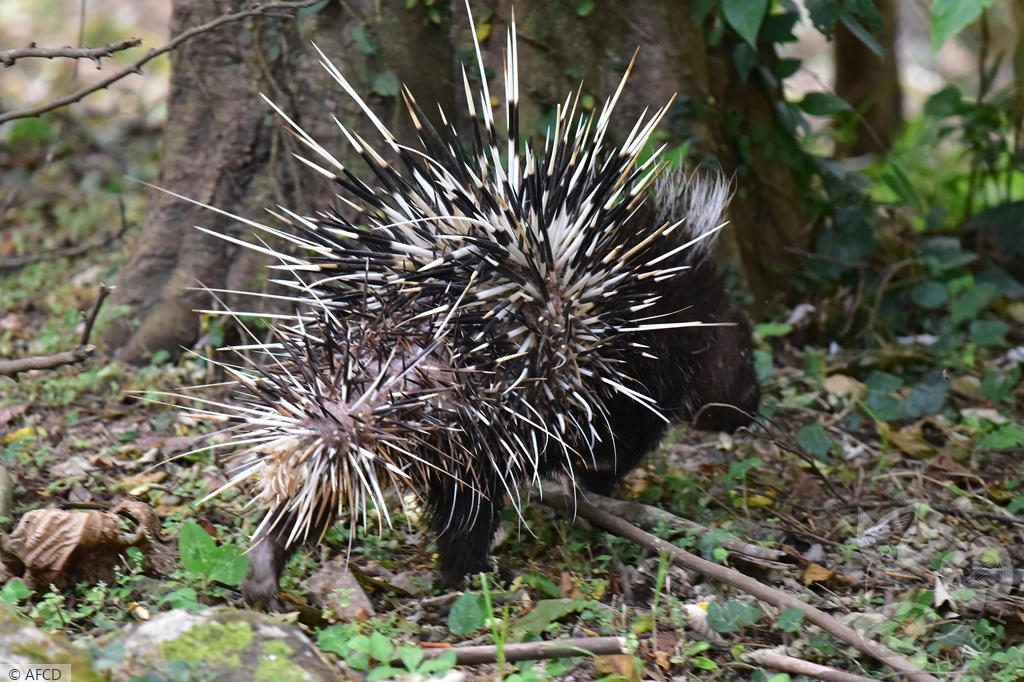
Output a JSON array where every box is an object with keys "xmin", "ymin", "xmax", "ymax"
[{"xmin": 105, "ymin": 0, "xmax": 809, "ymax": 363}]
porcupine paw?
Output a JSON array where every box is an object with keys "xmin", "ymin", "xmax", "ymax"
[
  {"xmin": 241, "ymin": 532, "xmax": 289, "ymax": 611},
  {"xmin": 242, "ymin": 567, "xmax": 286, "ymax": 612}
]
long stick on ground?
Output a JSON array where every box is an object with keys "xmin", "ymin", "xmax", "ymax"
[
  {"xmin": 422, "ymin": 636, "xmax": 627, "ymax": 666},
  {"xmin": 545, "ymin": 489, "xmax": 940, "ymax": 682}
]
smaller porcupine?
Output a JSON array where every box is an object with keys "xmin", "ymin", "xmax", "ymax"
[{"xmin": 179, "ymin": 8, "xmax": 758, "ymax": 609}]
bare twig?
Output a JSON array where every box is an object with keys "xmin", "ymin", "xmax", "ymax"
[
  {"xmin": 545, "ymin": 489, "xmax": 941, "ymax": 682},
  {"xmin": 421, "ymin": 636, "xmax": 627, "ymax": 666},
  {"xmin": 747, "ymin": 649, "xmax": 878, "ymax": 682},
  {"xmin": 554, "ymin": 486, "xmax": 787, "ymax": 564},
  {"xmin": 0, "ymin": 39, "xmax": 141, "ymax": 68},
  {"xmin": 79, "ymin": 283, "xmax": 112, "ymax": 346},
  {"xmin": 0, "ymin": 345, "xmax": 95, "ymax": 378},
  {"xmin": 0, "ymin": 0, "xmax": 322, "ymax": 125}
]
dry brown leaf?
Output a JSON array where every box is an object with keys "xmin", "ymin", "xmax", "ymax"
[
  {"xmin": 595, "ymin": 653, "xmax": 639, "ymax": 681},
  {"xmin": 823, "ymin": 374, "xmax": 867, "ymax": 398},
  {"xmin": 802, "ymin": 563, "xmax": 834, "ymax": 585},
  {"xmin": 0, "ymin": 499, "xmax": 160, "ymax": 590}
]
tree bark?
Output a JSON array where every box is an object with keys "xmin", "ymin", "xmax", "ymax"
[
  {"xmin": 834, "ymin": 0, "xmax": 902, "ymax": 157},
  {"xmin": 103, "ymin": 0, "xmax": 454, "ymax": 363},
  {"xmin": 105, "ymin": 0, "xmax": 808, "ymax": 362}
]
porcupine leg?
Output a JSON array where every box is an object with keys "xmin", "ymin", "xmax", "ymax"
[
  {"xmin": 242, "ymin": 527, "xmax": 291, "ymax": 610},
  {"xmin": 430, "ymin": 475, "xmax": 504, "ymax": 586},
  {"xmin": 242, "ymin": 507, "xmax": 326, "ymax": 611}
]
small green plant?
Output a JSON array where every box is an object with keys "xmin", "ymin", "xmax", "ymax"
[
  {"xmin": 318, "ymin": 626, "xmax": 456, "ymax": 680},
  {"xmin": 177, "ymin": 520, "xmax": 248, "ymax": 591}
]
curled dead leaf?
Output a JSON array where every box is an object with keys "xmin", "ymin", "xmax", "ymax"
[{"xmin": 0, "ymin": 499, "xmax": 162, "ymax": 590}]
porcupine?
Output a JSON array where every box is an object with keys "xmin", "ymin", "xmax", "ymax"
[{"xmin": 178, "ymin": 7, "xmax": 758, "ymax": 609}]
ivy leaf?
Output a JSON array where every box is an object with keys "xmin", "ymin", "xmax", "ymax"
[
  {"xmin": 931, "ymin": 0, "xmax": 996, "ymax": 51},
  {"xmin": 722, "ymin": 0, "xmax": 767, "ymax": 48},
  {"xmin": 798, "ymin": 92, "xmax": 852, "ymax": 116}
]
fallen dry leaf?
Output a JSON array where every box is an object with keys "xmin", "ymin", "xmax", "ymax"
[{"xmin": 0, "ymin": 499, "xmax": 162, "ymax": 590}]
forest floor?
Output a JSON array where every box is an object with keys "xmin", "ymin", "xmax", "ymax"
[{"xmin": 2, "ymin": 111, "xmax": 1024, "ymax": 681}]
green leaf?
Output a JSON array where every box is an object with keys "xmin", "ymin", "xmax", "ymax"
[
  {"xmin": 7, "ymin": 118, "xmax": 54, "ymax": 144},
  {"xmin": 910, "ymin": 281, "xmax": 949, "ymax": 309},
  {"xmin": 930, "ymin": 0, "xmax": 996, "ymax": 51},
  {"xmin": 372, "ymin": 71, "xmax": 401, "ymax": 97},
  {"xmin": 368, "ymin": 631, "xmax": 394, "ymax": 663},
  {"xmin": 206, "ymin": 544, "xmax": 248, "ymax": 586},
  {"xmin": 707, "ymin": 600, "xmax": 761, "ymax": 633},
  {"xmin": 0, "ymin": 578, "xmax": 31, "ymax": 605},
  {"xmin": 950, "ymin": 283, "xmax": 998, "ymax": 325},
  {"xmin": 798, "ymin": 92, "xmax": 851, "ymax": 116},
  {"xmin": 367, "ymin": 667, "xmax": 404, "ymax": 682},
  {"xmin": 796, "ymin": 422, "xmax": 834, "ymax": 459},
  {"xmin": 865, "ymin": 391, "xmax": 905, "ymax": 422},
  {"xmin": 977, "ymin": 424, "xmax": 1024, "ymax": 450},
  {"xmin": 398, "ymin": 645, "xmax": 424, "ymax": 672},
  {"xmin": 350, "ymin": 24, "xmax": 379, "ymax": 55},
  {"xmin": 722, "ymin": 0, "xmax": 767, "ymax": 48},
  {"xmin": 756, "ymin": 322, "xmax": 792, "ymax": 339},
  {"xmin": 732, "ymin": 42, "xmax": 758, "ymax": 82},
  {"xmin": 177, "ymin": 520, "xmax": 247, "ymax": 585},
  {"xmin": 905, "ymin": 372, "xmax": 949, "ymax": 419},
  {"xmin": 448, "ymin": 591, "xmax": 486, "ymax": 636},
  {"xmin": 510, "ymin": 598, "xmax": 589, "ymax": 636},
  {"xmin": 882, "ymin": 162, "xmax": 923, "ymax": 210},
  {"xmin": 981, "ymin": 368, "xmax": 1020, "ymax": 402},
  {"xmin": 690, "ymin": 0, "xmax": 719, "ymax": 25},
  {"xmin": 777, "ymin": 607, "xmax": 804, "ymax": 633},
  {"xmin": 865, "ymin": 371, "xmax": 903, "ymax": 393},
  {"xmin": 522, "ymin": 573, "xmax": 561, "ymax": 599},
  {"xmin": 576, "ymin": 0, "xmax": 595, "ymax": 17},
  {"xmin": 969, "ymin": 320, "xmax": 1008, "ymax": 347},
  {"xmin": 772, "ymin": 58, "xmax": 801, "ymax": 79},
  {"xmin": 924, "ymin": 85, "xmax": 963, "ymax": 118},
  {"xmin": 178, "ymin": 520, "xmax": 217, "ymax": 575},
  {"xmin": 693, "ymin": 656, "xmax": 719, "ymax": 670},
  {"xmin": 838, "ymin": 9, "xmax": 881, "ymax": 56},
  {"xmin": 419, "ymin": 651, "xmax": 457, "ymax": 674},
  {"xmin": 317, "ymin": 623, "xmax": 359, "ymax": 656}
]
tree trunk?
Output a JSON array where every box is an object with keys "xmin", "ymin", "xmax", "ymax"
[
  {"xmin": 834, "ymin": 0, "xmax": 902, "ymax": 156},
  {"xmin": 103, "ymin": 0, "xmax": 454, "ymax": 363},
  {"xmin": 104, "ymin": 0, "xmax": 807, "ymax": 362}
]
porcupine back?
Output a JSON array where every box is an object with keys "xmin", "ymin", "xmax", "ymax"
[{"xmin": 176, "ymin": 6, "xmax": 758, "ymax": 608}]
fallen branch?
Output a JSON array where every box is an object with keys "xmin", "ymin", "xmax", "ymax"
[
  {"xmin": 0, "ymin": 282, "xmax": 112, "ymax": 379},
  {"xmin": 0, "ymin": 39, "xmax": 141, "ymax": 68},
  {"xmin": 747, "ymin": 649, "xmax": 878, "ymax": 682},
  {"xmin": 544, "ymin": 489, "xmax": 940, "ymax": 682},
  {"xmin": 570, "ymin": 488, "xmax": 787, "ymax": 564},
  {"xmin": 0, "ymin": 345, "xmax": 95, "ymax": 378},
  {"xmin": 79, "ymin": 283, "xmax": 112, "ymax": 346},
  {"xmin": 422, "ymin": 636, "xmax": 627, "ymax": 666},
  {"xmin": 0, "ymin": 0, "xmax": 323, "ymax": 125}
]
